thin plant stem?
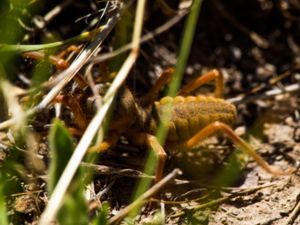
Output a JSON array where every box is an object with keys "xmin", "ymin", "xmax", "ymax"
[
  {"xmin": 109, "ymin": 169, "xmax": 181, "ymax": 224},
  {"xmin": 156, "ymin": 0, "xmax": 203, "ymax": 144},
  {"xmin": 130, "ymin": 0, "xmax": 203, "ymax": 219},
  {"xmin": 37, "ymin": 0, "xmax": 145, "ymax": 224}
]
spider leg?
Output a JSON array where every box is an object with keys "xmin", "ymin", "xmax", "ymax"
[
  {"xmin": 23, "ymin": 45, "xmax": 81, "ymax": 70},
  {"xmin": 185, "ymin": 121, "xmax": 295, "ymax": 176},
  {"xmin": 56, "ymin": 45, "xmax": 81, "ymax": 60},
  {"xmin": 145, "ymin": 134, "xmax": 167, "ymax": 182},
  {"xmin": 128, "ymin": 132, "xmax": 167, "ymax": 182},
  {"xmin": 142, "ymin": 68, "xmax": 174, "ymax": 106},
  {"xmin": 88, "ymin": 132, "xmax": 120, "ymax": 153},
  {"xmin": 55, "ymin": 94, "xmax": 88, "ymax": 130},
  {"xmin": 142, "ymin": 68, "xmax": 223, "ymax": 105},
  {"xmin": 178, "ymin": 69, "xmax": 224, "ymax": 98}
]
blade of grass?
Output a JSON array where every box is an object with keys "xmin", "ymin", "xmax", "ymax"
[
  {"xmin": 37, "ymin": 10, "xmax": 122, "ymax": 109},
  {"xmin": 38, "ymin": 0, "xmax": 145, "ymax": 224},
  {"xmin": 48, "ymin": 119, "xmax": 74, "ymax": 193},
  {"xmin": 92, "ymin": 10, "xmax": 187, "ymax": 64},
  {"xmin": 109, "ymin": 169, "xmax": 181, "ymax": 224},
  {"xmin": 157, "ymin": 0, "xmax": 203, "ymax": 142},
  {"xmin": 92, "ymin": 202, "xmax": 109, "ymax": 225},
  {"xmin": 0, "ymin": 25, "xmax": 107, "ymax": 53},
  {"xmin": 0, "ymin": 3, "xmax": 124, "ymax": 131},
  {"xmin": 48, "ymin": 119, "xmax": 89, "ymax": 225},
  {"xmin": 0, "ymin": 182, "xmax": 8, "ymax": 225},
  {"xmin": 0, "ymin": 80, "xmax": 26, "ymax": 131},
  {"xmin": 130, "ymin": 0, "xmax": 203, "ymax": 219}
]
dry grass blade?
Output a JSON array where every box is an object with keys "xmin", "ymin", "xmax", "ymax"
[
  {"xmin": 81, "ymin": 162, "xmax": 154, "ymax": 179},
  {"xmin": 0, "ymin": 81, "xmax": 24, "ymax": 128},
  {"xmin": 109, "ymin": 169, "xmax": 182, "ymax": 224},
  {"xmin": 171, "ymin": 181, "xmax": 283, "ymax": 219},
  {"xmin": 228, "ymin": 83, "xmax": 300, "ymax": 104},
  {"xmin": 0, "ymin": 3, "xmax": 123, "ymax": 131},
  {"xmin": 38, "ymin": 0, "xmax": 146, "ymax": 224},
  {"xmin": 37, "ymin": 10, "xmax": 122, "ymax": 109},
  {"xmin": 285, "ymin": 198, "xmax": 300, "ymax": 225},
  {"xmin": 92, "ymin": 6, "xmax": 188, "ymax": 63}
]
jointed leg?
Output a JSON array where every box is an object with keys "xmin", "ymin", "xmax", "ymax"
[
  {"xmin": 88, "ymin": 116, "xmax": 134, "ymax": 153},
  {"xmin": 128, "ymin": 132, "xmax": 167, "ymax": 182},
  {"xmin": 88, "ymin": 132, "xmax": 120, "ymax": 153},
  {"xmin": 89, "ymin": 131, "xmax": 167, "ymax": 182},
  {"xmin": 145, "ymin": 134, "xmax": 167, "ymax": 182},
  {"xmin": 23, "ymin": 45, "xmax": 81, "ymax": 70},
  {"xmin": 23, "ymin": 51, "xmax": 69, "ymax": 70},
  {"xmin": 142, "ymin": 68, "xmax": 223, "ymax": 105},
  {"xmin": 185, "ymin": 121, "xmax": 294, "ymax": 176},
  {"xmin": 178, "ymin": 69, "xmax": 224, "ymax": 98},
  {"xmin": 142, "ymin": 68, "xmax": 174, "ymax": 106},
  {"xmin": 56, "ymin": 45, "xmax": 81, "ymax": 59},
  {"xmin": 55, "ymin": 94, "xmax": 88, "ymax": 130}
]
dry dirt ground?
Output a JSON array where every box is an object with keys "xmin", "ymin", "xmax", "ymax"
[{"xmin": 125, "ymin": 0, "xmax": 300, "ymax": 224}]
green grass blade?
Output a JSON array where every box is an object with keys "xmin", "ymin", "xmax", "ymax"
[
  {"xmin": 92, "ymin": 202, "xmax": 109, "ymax": 225},
  {"xmin": 0, "ymin": 182, "xmax": 8, "ymax": 225},
  {"xmin": 130, "ymin": 0, "xmax": 203, "ymax": 220},
  {"xmin": 48, "ymin": 119, "xmax": 74, "ymax": 193},
  {"xmin": 48, "ymin": 119, "xmax": 89, "ymax": 224}
]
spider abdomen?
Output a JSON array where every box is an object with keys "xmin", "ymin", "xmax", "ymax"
[{"xmin": 155, "ymin": 96, "xmax": 237, "ymax": 141}]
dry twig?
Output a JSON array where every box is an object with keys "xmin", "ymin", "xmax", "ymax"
[{"xmin": 109, "ymin": 169, "xmax": 182, "ymax": 224}]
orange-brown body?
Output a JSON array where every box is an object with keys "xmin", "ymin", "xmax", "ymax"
[
  {"xmin": 112, "ymin": 84, "xmax": 293, "ymax": 180},
  {"xmin": 155, "ymin": 96, "xmax": 237, "ymax": 142},
  {"xmin": 25, "ymin": 48, "xmax": 293, "ymax": 180},
  {"xmin": 113, "ymin": 87, "xmax": 237, "ymax": 145}
]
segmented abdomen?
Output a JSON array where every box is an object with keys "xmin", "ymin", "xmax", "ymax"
[{"xmin": 155, "ymin": 96, "xmax": 237, "ymax": 141}]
